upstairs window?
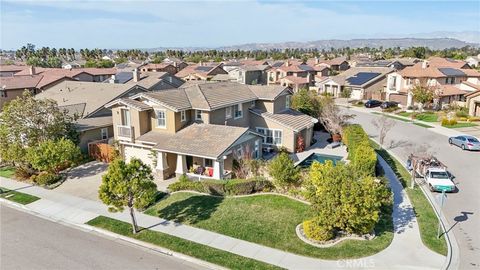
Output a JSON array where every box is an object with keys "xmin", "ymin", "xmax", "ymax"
[
  {"xmin": 446, "ymin": 77, "xmax": 455, "ymax": 84},
  {"xmin": 234, "ymin": 103, "xmax": 243, "ymax": 119},
  {"xmin": 121, "ymin": 109, "xmax": 131, "ymax": 126},
  {"xmin": 180, "ymin": 110, "xmax": 186, "ymax": 122},
  {"xmin": 225, "ymin": 107, "xmax": 232, "ymax": 119},
  {"xmin": 195, "ymin": 110, "xmax": 202, "ymax": 121},
  {"xmin": 101, "ymin": 128, "xmax": 108, "ymax": 140},
  {"xmin": 286, "ymin": 95, "xmax": 291, "ymax": 109},
  {"xmin": 156, "ymin": 110, "xmax": 166, "ymax": 128}
]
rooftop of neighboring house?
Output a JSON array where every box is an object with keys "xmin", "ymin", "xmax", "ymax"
[
  {"xmin": 423, "ymin": 57, "xmax": 470, "ymax": 69},
  {"xmin": 35, "ymin": 80, "xmax": 144, "ymax": 118},
  {"xmin": 437, "ymin": 85, "xmax": 468, "ymax": 97},
  {"xmin": 249, "ymin": 108, "xmax": 317, "ymax": 132},
  {"xmin": 75, "ymin": 115, "xmax": 113, "ymax": 132},
  {"xmin": 399, "ymin": 65, "xmax": 480, "ymax": 78},
  {"xmin": 322, "ymin": 56, "xmax": 348, "ymax": 66},
  {"xmin": 0, "ymin": 64, "xmax": 29, "ymax": 73},
  {"xmin": 141, "ymin": 63, "xmax": 175, "ymax": 70},
  {"xmin": 238, "ymin": 65, "xmax": 270, "ymax": 71},
  {"xmin": 136, "ymin": 123, "xmax": 257, "ymax": 159},
  {"xmin": 175, "ymin": 63, "xmax": 225, "ymax": 78},
  {"xmin": 282, "ymin": 75, "xmax": 310, "ymax": 85},
  {"xmin": 247, "ymin": 85, "xmax": 291, "ymax": 101},
  {"xmin": 462, "ymin": 81, "xmax": 480, "ymax": 91},
  {"xmin": 238, "ymin": 59, "xmax": 269, "ymax": 66},
  {"xmin": 272, "ymin": 61, "xmax": 315, "ymax": 73},
  {"xmin": 211, "ymin": 74, "xmax": 234, "ymax": 82},
  {"xmin": 328, "ymin": 67, "xmax": 393, "ymax": 87},
  {"xmin": 0, "ymin": 74, "xmax": 43, "ymax": 90}
]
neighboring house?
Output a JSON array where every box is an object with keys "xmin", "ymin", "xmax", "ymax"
[
  {"xmin": 385, "ymin": 60, "xmax": 480, "ymax": 107},
  {"xmin": 0, "ymin": 65, "xmax": 29, "ymax": 77},
  {"xmin": 140, "ymin": 63, "xmax": 178, "ymax": 75},
  {"xmin": 0, "ymin": 74, "xmax": 43, "ymax": 109},
  {"xmin": 175, "ymin": 63, "xmax": 227, "ymax": 81},
  {"xmin": 228, "ymin": 65, "xmax": 269, "ymax": 85},
  {"xmin": 318, "ymin": 57, "xmax": 350, "ymax": 71},
  {"xmin": 355, "ymin": 58, "xmax": 419, "ymax": 70},
  {"xmin": 267, "ymin": 61, "xmax": 316, "ymax": 90},
  {"xmin": 466, "ymin": 54, "xmax": 480, "ymax": 68},
  {"xmin": 34, "ymin": 81, "xmax": 147, "ymax": 152},
  {"xmin": 105, "ymin": 70, "xmax": 184, "ymax": 90},
  {"xmin": 319, "ymin": 67, "xmax": 393, "ymax": 100},
  {"xmin": 163, "ymin": 57, "xmax": 188, "ymax": 71},
  {"xmin": 465, "ymin": 90, "xmax": 480, "ymax": 117},
  {"xmin": 105, "ymin": 82, "xmax": 316, "ymax": 180}
]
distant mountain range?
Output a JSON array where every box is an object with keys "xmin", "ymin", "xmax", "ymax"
[{"xmin": 145, "ymin": 33, "xmax": 480, "ymax": 52}]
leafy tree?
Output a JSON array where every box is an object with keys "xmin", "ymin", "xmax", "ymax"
[
  {"xmin": 26, "ymin": 138, "xmax": 82, "ymax": 174},
  {"xmin": 99, "ymin": 158, "xmax": 158, "ymax": 233},
  {"xmin": 411, "ymin": 82, "xmax": 438, "ymax": 110},
  {"xmin": 268, "ymin": 152, "xmax": 300, "ymax": 189},
  {"xmin": 0, "ymin": 92, "xmax": 78, "ymax": 168},
  {"xmin": 291, "ymin": 89, "xmax": 320, "ymax": 117}
]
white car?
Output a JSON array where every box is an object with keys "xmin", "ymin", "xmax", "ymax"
[{"xmin": 424, "ymin": 167, "xmax": 456, "ymax": 192}]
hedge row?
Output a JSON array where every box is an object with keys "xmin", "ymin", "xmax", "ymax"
[
  {"xmin": 342, "ymin": 124, "xmax": 377, "ymax": 177},
  {"xmin": 168, "ymin": 176, "xmax": 274, "ymax": 196}
]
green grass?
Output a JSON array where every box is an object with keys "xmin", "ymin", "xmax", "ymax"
[
  {"xmin": 397, "ymin": 112, "xmax": 438, "ymax": 122},
  {"xmin": 372, "ymin": 112, "xmax": 411, "ymax": 122},
  {"xmin": 87, "ymin": 216, "xmax": 282, "ymax": 270},
  {"xmin": 0, "ymin": 187, "xmax": 40, "ymax": 205},
  {"xmin": 443, "ymin": 122, "xmax": 478, "ymax": 129},
  {"xmin": 370, "ymin": 141, "xmax": 447, "ymax": 255},
  {"xmin": 145, "ymin": 192, "xmax": 393, "ymax": 259},
  {"xmin": 0, "ymin": 167, "xmax": 15, "ymax": 178},
  {"xmin": 397, "ymin": 112, "xmax": 412, "ymax": 118}
]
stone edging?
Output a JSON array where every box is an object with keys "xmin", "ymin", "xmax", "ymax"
[
  {"xmin": 295, "ymin": 223, "xmax": 375, "ymax": 248},
  {"xmin": 170, "ymin": 190, "xmax": 311, "ymax": 205}
]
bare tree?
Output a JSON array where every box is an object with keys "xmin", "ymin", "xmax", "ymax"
[
  {"xmin": 371, "ymin": 115, "xmax": 396, "ymax": 147},
  {"xmin": 318, "ymin": 97, "xmax": 355, "ymax": 135}
]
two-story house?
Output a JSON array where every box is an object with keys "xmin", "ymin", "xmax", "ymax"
[
  {"xmin": 267, "ymin": 61, "xmax": 316, "ymax": 91},
  {"xmin": 105, "ymin": 82, "xmax": 316, "ymax": 180},
  {"xmin": 386, "ymin": 60, "xmax": 480, "ymax": 107},
  {"xmin": 140, "ymin": 63, "xmax": 178, "ymax": 75},
  {"xmin": 227, "ymin": 65, "xmax": 270, "ymax": 85},
  {"xmin": 175, "ymin": 63, "xmax": 228, "ymax": 81}
]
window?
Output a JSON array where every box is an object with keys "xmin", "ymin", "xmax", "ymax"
[
  {"xmin": 156, "ymin": 110, "xmax": 166, "ymax": 128},
  {"xmin": 234, "ymin": 103, "xmax": 243, "ymax": 119},
  {"xmin": 446, "ymin": 77, "xmax": 455, "ymax": 84},
  {"xmin": 254, "ymin": 139, "xmax": 260, "ymax": 158},
  {"xmin": 250, "ymin": 100, "xmax": 256, "ymax": 108},
  {"xmin": 204, "ymin": 158, "xmax": 213, "ymax": 167},
  {"xmin": 101, "ymin": 128, "xmax": 108, "ymax": 140},
  {"xmin": 225, "ymin": 107, "xmax": 232, "ymax": 119},
  {"xmin": 0, "ymin": 90, "xmax": 6, "ymax": 98},
  {"xmin": 286, "ymin": 95, "xmax": 291, "ymax": 109},
  {"xmin": 180, "ymin": 110, "xmax": 186, "ymax": 122},
  {"xmin": 256, "ymin": 128, "xmax": 282, "ymax": 146},
  {"xmin": 406, "ymin": 78, "xmax": 412, "ymax": 85},
  {"xmin": 195, "ymin": 110, "xmax": 202, "ymax": 121},
  {"xmin": 121, "ymin": 109, "xmax": 131, "ymax": 126}
]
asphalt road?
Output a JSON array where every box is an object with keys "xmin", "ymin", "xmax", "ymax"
[
  {"xmin": 0, "ymin": 205, "xmax": 207, "ymax": 270},
  {"xmin": 347, "ymin": 108, "xmax": 480, "ymax": 269}
]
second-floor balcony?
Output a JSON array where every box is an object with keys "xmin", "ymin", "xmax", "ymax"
[{"xmin": 117, "ymin": 125, "xmax": 134, "ymax": 141}]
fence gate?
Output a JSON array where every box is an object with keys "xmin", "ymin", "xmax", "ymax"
[{"xmin": 88, "ymin": 140, "xmax": 115, "ymax": 163}]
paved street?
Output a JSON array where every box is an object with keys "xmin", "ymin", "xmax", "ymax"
[
  {"xmin": 347, "ymin": 108, "xmax": 480, "ymax": 269},
  {"xmin": 0, "ymin": 206, "xmax": 206, "ymax": 270}
]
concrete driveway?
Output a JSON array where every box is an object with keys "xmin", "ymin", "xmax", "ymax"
[{"xmin": 55, "ymin": 161, "xmax": 108, "ymax": 202}]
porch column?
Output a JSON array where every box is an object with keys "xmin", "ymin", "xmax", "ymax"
[
  {"xmin": 213, "ymin": 159, "xmax": 224, "ymax": 179},
  {"xmin": 175, "ymin": 154, "xmax": 187, "ymax": 175},
  {"xmin": 407, "ymin": 92, "xmax": 413, "ymax": 107},
  {"xmin": 156, "ymin": 151, "xmax": 168, "ymax": 170}
]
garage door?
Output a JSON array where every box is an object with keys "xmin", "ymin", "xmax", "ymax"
[
  {"xmin": 351, "ymin": 89, "xmax": 363, "ymax": 100},
  {"xmin": 389, "ymin": 94, "xmax": 408, "ymax": 106},
  {"xmin": 124, "ymin": 145, "xmax": 154, "ymax": 168}
]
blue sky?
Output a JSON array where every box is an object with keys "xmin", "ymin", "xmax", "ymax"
[{"xmin": 1, "ymin": 0, "xmax": 479, "ymax": 49}]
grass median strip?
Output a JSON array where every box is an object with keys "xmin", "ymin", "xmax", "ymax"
[
  {"xmin": 0, "ymin": 187, "xmax": 40, "ymax": 205},
  {"xmin": 443, "ymin": 122, "xmax": 478, "ymax": 129},
  {"xmin": 86, "ymin": 216, "xmax": 282, "ymax": 270},
  {"xmin": 0, "ymin": 167, "xmax": 15, "ymax": 178},
  {"xmin": 371, "ymin": 112, "xmax": 411, "ymax": 122},
  {"xmin": 370, "ymin": 141, "xmax": 447, "ymax": 256},
  {"xmin": 145, "ymin": 193, "xmax": 393, "ymax": 260}
]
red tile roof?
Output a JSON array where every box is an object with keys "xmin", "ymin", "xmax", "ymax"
[
  {"xmin": 438, "ymin": 85, "xmax": 467, "ymax": 97},
  {"xmin": 282, "ymin": 75, "xmax": 309, "ymax": 84},
  {"xmin": 0, "ymin": 75, "xmax": 43, "ymax": 90}
]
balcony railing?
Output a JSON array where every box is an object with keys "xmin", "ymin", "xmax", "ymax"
[{"xmin": 117, "ymin": 125, "xmax": 134, "ymax": 141}]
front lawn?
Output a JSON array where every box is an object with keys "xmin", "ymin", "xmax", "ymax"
[
  {"xmin": 370, "ymin": 142, "xmax": 447, "ymax": 255},
  {"xmin": 443, "ymin": 122, "xmax": 478, "ymax": 129},
  {"xmin": 87, "ymin": 216, "xmax": 282, "ymax": 270},
  {"xmin": 397, "ymin": 112, "xmax": 438, "ymax": 122},
  {"xmin": 0, "ymin": 187, "xmax": 40, "ymax": 205},
  {"xmin": 145, "ymin": 192, "xmax": 393, "ymax": 259},
  {"xmin": 0, "ymin": 167, "xmax": 15, "ymax": 178}
]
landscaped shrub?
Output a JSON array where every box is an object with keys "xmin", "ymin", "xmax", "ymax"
[
  {"xmin": 455, "ymin": 109, "xmax": 469, "ymax": 118},
  {"xmin": 31, "ymin": 172, "xmax": 62, "ymax": 186},
  {"xmin": 302, "ymin": 218, "xmax": 334, "ymax": 241},
  {"xmin": 225, "ymin": 179, "xmax": 257, "ymax": 195},
  {"xmin": 351, "ymin": 141, "xmax": 377, "ymax": 177},
  {"xmin": 468, "ymin": 117, "xmax": 480, "ymax": 122},
  {"xmin": 441, "ymin": 118, "xmax": 458, "ymax": 127},
  {"xmin": 168, "ymin": 179, "xmax": 204, "ymax": 193},
  {"xmin": 14, "ymin": 166, "xmax": 33, "ymax": 180},
  {"xmin": 26, "ymin": 138, "xmax": 82, "ymax": 174},
  {"xmin": 168, "ymin": 177, "xmax": 274, "ymax": 196},
  {"xmin": 268, "ymin": 152, "xmax": 300, "ymax": 189},
  {"xmin": 201, "ymin": 179, "xmax": 226, "ymax": 195}
]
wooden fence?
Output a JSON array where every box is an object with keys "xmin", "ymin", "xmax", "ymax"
[{"xmin": 88, "ymin": 139, "xmax": 116, "ymax": 163}]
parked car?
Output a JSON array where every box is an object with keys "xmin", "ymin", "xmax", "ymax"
[
  {"xmin": 364, "ymin": 99, "xmax": 382, "ymax": 108},
  {"xmin": 448, "ymin": 135, "xmax": 480, "ymax": 151},
  {"xmin": 424, "ymin": 167, "xmax": 456, "ymax": 192},
  {"xmin": 381, "ymin": 101, "xmax": 398, "ymax": 109}
]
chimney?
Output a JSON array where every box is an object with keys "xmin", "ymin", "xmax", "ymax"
[
  {"xmin": 315, "ymin": 57, "xmax": 319, "ymax": 65},
  {"xmin": 199, "ymin": 61, "xmax": 203, "ymax": 66},
  {"xmin": 173, "ymin": 62, "xmax": 177, "ymax": 68},
  {"xmin": 109, "ymin": 75, "xmax": 117, "ymax": 84},
  {"xmin": 307, "ymin": 72, "xmax": 312, "ymax": 83},
  {"xmin": 29, "ymin": 66, "xmax": 35, "ymax": 75},
  {"xmin": 285, "ymin": 61, "xmax": 289, "ymax": 67},
  {"xmin": 421, "ymin": 61, "xmax": 429, "ymax": 69},
  {"xmin": 133, "ymin": 68, "xmax": 140, "ymax": 82}
]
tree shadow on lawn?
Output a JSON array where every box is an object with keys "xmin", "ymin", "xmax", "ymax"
[{"xmin": 154, "ymin": 195, "xmax": 224, "ymax": 225}]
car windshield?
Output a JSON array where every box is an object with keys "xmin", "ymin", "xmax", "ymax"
[
  {"xmin": 467, "ymin": 138, "xmax": 479, "ymax": 143},
  {"xmin": 431, "ymin": 171, "xmax": 449, "ymax": 179}
]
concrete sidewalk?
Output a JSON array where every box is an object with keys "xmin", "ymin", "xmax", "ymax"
[{"xmin": 0, "ymin": 157, "xmax": 446, "ymax": 270}]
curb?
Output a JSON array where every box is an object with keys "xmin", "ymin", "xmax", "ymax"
[
  {"xmin": 0, "ymin": 199, "xmax": 226, "ymax": 270},
  {"xmin": 379, "ymin": 147, "xmax": 459, "ymax": 270}
]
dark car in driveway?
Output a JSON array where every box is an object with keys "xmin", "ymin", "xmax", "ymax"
[
  {"xmin": 364, "ymin": 99, "xmax": 382, "ymax": 108},
  {"xmin": 381, "ymin": 101, "xmax": 398, "ymax": 109}
]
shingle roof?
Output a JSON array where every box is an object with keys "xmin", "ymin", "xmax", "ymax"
[
  {"xmin": 36, "ymin": 81, "xmax": 143, "ymax": 117},
  {"xmin": 183, "ymin": 82, "xmax": 257, "ymax": 110},
  {"xmin": 282, "ymin": 75, "xmax": 310, "ymax": 84},
  {"xmin": 249, "ymin": 108, "xmax": 317, "ymax": 132},
  {"xmin": 0, "ymin": 75, "xmax": 43, "ymax": 90},
  {"xmin": 462, "ymin": 81, "xmax": 480, "ymax": 91},
  {"xmin": 330, "ymin": 67, "xmax": 393, "ymax": 87},
  {"xmin": 140, "ymin": 89, "xmax": 192, "ymax": 111},
  {"xmin": 105, "ymin": 98, "xmax": 152, "ymax": 111},
  {"xmin": 247, "ymin": 85, "xmax": 291, "ymax": 101},
  {"xmin": 0, "ymin": 65, "xmax": 29, "ymax": 73},
  {"xmin": 438, "ymin": 85, "xmax": 467, "ymax": 97},
  {"xmin": 137, "ymin": 123, "xmax": 252, "ymax": 159},
  {"xmin": 75, "ymin": 116, "xmax": 113, "ymax": 132}
]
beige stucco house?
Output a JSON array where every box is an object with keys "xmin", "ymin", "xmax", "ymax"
[{"xmin": 105, "ymin": 82, "xmax": 317, "ymax": 180}]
